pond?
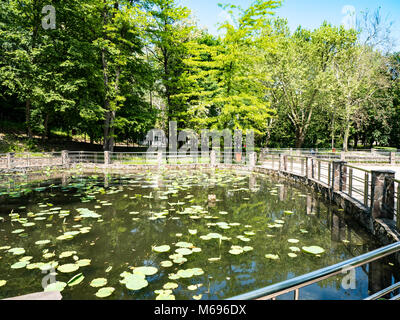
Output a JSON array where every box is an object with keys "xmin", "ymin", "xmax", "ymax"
[{"xmin": 0, "ymin": 168, "xmax": 397, "ymax": 300}]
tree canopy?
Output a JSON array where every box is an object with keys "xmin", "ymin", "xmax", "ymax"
[{"xmin": 0, "ymin": 0, "xmax": 399, "ymax": 151}]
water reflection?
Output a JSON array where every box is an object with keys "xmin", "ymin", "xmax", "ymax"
[{"xmin": 0, "ymin": 170, "xmax": 399, "ymax": 300}]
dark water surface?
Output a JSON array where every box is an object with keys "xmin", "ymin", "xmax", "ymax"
[{"xmin": 0, "ymin": 169, "xmax": 398, "ymax": 300}]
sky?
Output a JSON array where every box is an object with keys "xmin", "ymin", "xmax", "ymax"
[{"xmin": 179, "ymin": 0, "xmax": 400, "ymax": 51}]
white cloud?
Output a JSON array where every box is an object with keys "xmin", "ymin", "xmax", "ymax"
[{"xmin": 342, "ymin": 5, "xmax": 356, "ymax": 30}]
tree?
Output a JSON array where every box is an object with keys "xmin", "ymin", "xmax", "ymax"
[
  {"xmin": 266, "ymin": 22, "xmax": 357, "ymax": 148},
  {"xmin": 145, "ymin": 0, "xmax": 194, "ymax": 132},
  {"xmin": 181, "ymin": 0, "xmax": 281, "ymax": 136}
]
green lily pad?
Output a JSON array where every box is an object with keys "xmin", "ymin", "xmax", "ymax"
[
  {"xmin": 11, "ymin": 229, "xmax": 25, "ymax": 234},
  {"xmin": 229, "ymin": 248, "xmax": 243, "ymax": 255},
  {"xmin": 11, "ymin": 261, "xmax": 29, "ymax": 269},
  {"xmin": 90, "ymin": 278, "xmax": 107, "ymax": 288},
  {"xmin": 288, "ymin": 253, "xmax": 298, "ymax": 258},
  {"xmin": 95, "ymin": 287, "xmax": 115, "ymax": 298},
  {"xmin": 163, "ymin": 282, "xmax": 179, "ymax": 290},
  {"xmin": 76, "ymin": 259, "xmax": 91, "ymax": 267},
  {"xmin": 58, "ymin": 264, "xmax": 80, "ymax": 273},
  {"xmin": 59, "ymin": 251, "xmax": 77, "ymax": 259},
  {"xmin": 176, "ymin": 269, "xmax": 195, "ymax": 278},
  {"xmin": 0, "ymin": 280, "xmax": 6, "ymax": 287},
  {"xmin": 125, "ymin": 274, "xmax": 149, "ymax": 291},
  {"xmin": 265, "ymin": 254, "xmax": 280, "ymax": 260},
  {"xmin": 175, "ymin": 242, "xmax": 193, "ymax": 248},
  {"xmin": 133, "ymin": 266, "xmax": 158, "ymax": 276},
  {"xmin": 175, "ymin": 248, "xmax": 192, "ymax": 256},
  {"xmin": 302, "ymin": 246, "xmax": 325, "ymax": 255},
  {"xmin": 8, "ymin": 247, "xmax": 25, "ymax": 255},
  {"xmin": 173, "ymin": 257, "xmax": 187, "ymax": 264},
  {"xmin": 44, "ymin": 281, "xmax": 67, "ymax": 292},
  {"xmin": 35, "ymin": 240, "xmax": 51, "ymax": 245},
  {"xmin": 288, "ymin": 239, "xmax": 300, "ymax": 244},
  {"xmin": 19, "ymin": 256, "xmax": 33, "ymax": 262},
  {"xmin": 153, "ymin": 245, "xmax": 171, "ymax": 253},
  {"xmin": 67, "ymin": 273, "xmax": 85, "ymax": 287},
  {"xmin": 160, "ymin": 261, "xmax": 173, "ymax": 268},
  {"xmin": 156, "ymin": 293, "xmax": 175, "ymax": 300}
]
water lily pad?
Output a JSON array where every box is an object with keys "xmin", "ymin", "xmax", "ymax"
[
  {"xmin": 163, "ymin": 282, "xmax": 179, "ymax": 290},
  {"xmin": 125, "ymin": 274, "xmax": 149, "ymax": 291},
  {"xmin": 289, "ymin": 247, "xmax": 301, "ymax": 252},
  {"xmin": 177, "ymin": 269, "xmax": 195, "ymax": 278},
  {"xmin": 156, "ymin": 293, "xmax": 175, "ymax": 300},
  {"xmin": 44, "ymin": 281, "xmax": 67, "ymax": 292},
  {"xmin": 58, "ymin": 264, "xmax": 79, "ymax": 273},
  {"xmin": 43, "ymin": 252, "xmax": 55, "ymax": 259},
  {"xmin": 172, "ymin": 257, "xmax": 187, "ymax": 264},
  {"xmin": 35, "ymin": 240, "xmax": 51, "ymax": 245},
  {"xmin": 302, "ymin": 246, "xmax": 325, "ymax": 255},
  {"xmin": 193, "ymin": 294, "xmax": 202, "ymax": 300},
  {"xmin": 265, "ymin": 254, "xmax": 280, "ymax": 260},
  {"xmin": 153, "ymin": 245, "xmax": 171, "ymax": 253},
  {"xmin": 133, "ymin": 266, "xmax": 158, "ymax": 276},
  {"xmin": 67, "ymin": 273, "xmax": 85, "ymax": 287},
  {"xmin": 11, "ymin": 229, "xmax": 25, "ymax": 234},
  {"xmin": 59, "ymin": 251, "xmax": 77, "ymax": 259},
  {"xmin": 175, "ymin": 242, "xmax": 193, "ymax": 248},
  {"xmin": 11, "ymin": 261, "xmax": 29, "ymax": 269},
  {"xmin": 90, "ymin": 278, "xmax": 107, "ymax": 288},
  {"xmin": 188, "ymin": 229, "xmax": 197, "ymax": 235},
  {"xmin": 288, "ymin": 239, "xmax": 300, "ymax": 244},
  {"xmin": 76, "ymin": 259, "xmax": 92, "ymax": 267},
  {"xmin": 8, "ymin": 247, "xmax": 25, "ymax": 255},
  {"xmin": 188, "ymin": 285, "xmax": 197, "ymax": 291},
  {"xmin": 160, "ymin": 261, "xmax": 173, "ymax": 268},
  {"xmin": 208, "ymin": 257, "xmax": 221, "ymax": 262},
  {"xmin": 229, "ymin": 248, "xmax": 243, "ymax": 255},
  {"xmin": 175, "ymin": 248, "xmax": 192, "ymax": 256},
  {"xmin": 0, "ymin": 280, "xmax": 6, "ymax": 287},
  {"xmin": 95, "ymin": 287, "xmax": 115, "ymax": 298},
  {"xmin": 288, "ymin": 253, "xmax": 298, "ymax": 258}
]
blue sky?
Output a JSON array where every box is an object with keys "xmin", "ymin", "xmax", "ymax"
[{"xmin": 180, "ymin": 0, "xmax": 400, "ymax": 50}]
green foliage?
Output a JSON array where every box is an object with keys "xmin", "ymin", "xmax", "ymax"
[{"xmin": 0, "ymin": 0, "xmax": 399, "ymax": 150}]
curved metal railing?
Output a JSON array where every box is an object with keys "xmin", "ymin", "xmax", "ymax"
[{"xmin": 226, "ymin": 241, "xmax": 400, "ymax": 300}]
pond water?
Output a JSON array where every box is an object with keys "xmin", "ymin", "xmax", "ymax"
[{"xmin": 0, "ymin": 169, "xmax": 397, "ymax": 300}]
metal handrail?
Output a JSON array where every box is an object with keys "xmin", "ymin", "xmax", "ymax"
[
  {"xmin": 365, "ymin": 281, "xmax": 400, "ymax": 300},
  {"xmin": 226, "ymin": 241, "xmax": 400, "ymax": 300}
]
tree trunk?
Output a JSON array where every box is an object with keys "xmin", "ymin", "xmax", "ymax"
[
  {"xmin": 42, "ymin": 113, "xmax": 49, "ymax": 141},
  {"xmin": 295, "ymin": 129, "xmax": 305, "ymax": 149},
  {"xmin": 331, "ymin": 111, "xmax": 335, "ymax": 149},
  {"xmin": 343, "ymin": 123, "xmax": 351, "ymax": 152},
  {"xmin": 353, "ymin": 134, "xmax": 359, "ymax": 150},
  {"xmin": 26, "ymin": 99, "xmax": 32, "ymax": 139}
]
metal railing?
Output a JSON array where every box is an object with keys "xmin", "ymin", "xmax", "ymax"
[
  {"xmin": 344, "ymin": 165, "xmax": 372, "ymax": 208},
  {"xmin": 226, "ymin": 241, "xmax": 400, "ymax": 300}
]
